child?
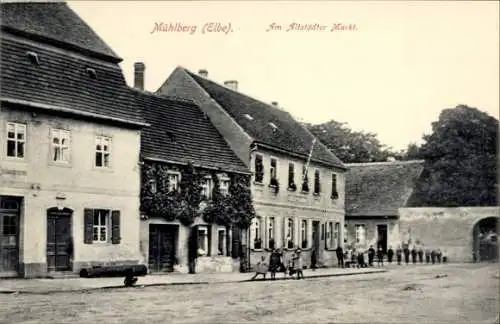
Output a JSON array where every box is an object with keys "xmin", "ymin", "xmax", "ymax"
[{"xmin": 251, "ymin": 255, "xmax": 268, "ymax": 280}]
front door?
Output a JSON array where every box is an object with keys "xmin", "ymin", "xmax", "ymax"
[
  {"xmin": 0, "ymin": 196, "xmax": 21, "ymax": 276},
  {"xmin": 46, "ymin": 208, "xmax": 73, "ymax": 272},
  {"xmin": 377, "ymin": 224, "xmax": 388, "ymax": 253},
  {"xmin": 149, "ymin": 224, "xmax": 178, "ymax": 273}
]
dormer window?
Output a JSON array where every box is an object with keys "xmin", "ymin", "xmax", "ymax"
[
  {"xmin": 26, "ymin": 51, "xmax": 40, "ymax": 65},
  {"xmin": 86, "ymin": 68, "xmax": 97, "ymax": 79},
  {"xmin": 268, "ymin": 122, "xmax": 278, "ymax": 131},
  {"xmin": 244, "ymin": 114, "xmax": 254, "ymax": 121}
]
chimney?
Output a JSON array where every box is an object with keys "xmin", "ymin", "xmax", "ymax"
[
  {"xmin": 271, "ymin": 101, "xmax": 279, "ymax": 107},
  {"xmin": 224, "ymin": 80, "xmax": 238, "ymax": 91},
  {"xmin": 198, "ymin": 69, "xmax": 208, "ymax": 77},
  {"xmin": 134, "ymin": 62, "xmax": 145, "ymax": 90}
]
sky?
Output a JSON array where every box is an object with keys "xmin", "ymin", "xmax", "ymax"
[{"xmin": 68, "ymin": 1, "xmax": 499, "ymax": 150}]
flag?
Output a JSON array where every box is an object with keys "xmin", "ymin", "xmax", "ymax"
[{"xmin": 302, "ymin": 138, "xmax": 317, "ymax": 182}]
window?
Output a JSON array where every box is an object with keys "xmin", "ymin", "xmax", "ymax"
[
  {"xmin": 217, "ymin": 228, "xmax": 226, "ymax": 255},
  {"xmin": 95, "ymin": 136, "xmax": 110, "ymax": 168},
  {"xmin": 201, "ymin": 176, "xmax": 213, "ymax": 199},
  {"xmin": 93, "ymin": 209, "xmax": 110, "ymax": 242},
  {"xmin": 51, "ymin": 129, "xmax": 70, "ymax": 163},
  {"xmin": 197, "ymin": 225, "xmax": 208, "ymax": 255},
  {"xmin": 288, "ymin": 163, "xmax": 296, "ymax": 190},
  {"xmin": 167, "ymin": 172, "xmax": 180, "ymax": 192},
  {"xmin": 355, "ymin": 224, "xmax": 366, "ymax": 245},
  {"xmin": 326, "ymin": 222, "xmax": 340, "ymax": 249},
  {"xmin": 301, "ymin": 220, "xmax": 308, "ymax": 249},
  {"xmin": 314, "ymin": 169, "xmax": 321, "ymax": 194},
  {"xmin": 220, "ymin": 178, "xmax": 230, "ymax": 196},
  {"xmin": 267, "ymin": 217, "xmax": 275, "ymax": 249},
  {"xmin": 251, "ymin": 217, "xmax": 263, "ymax": 249},
  {"xmin": 2, "ymin": 214, "xmax": 17, "ymax": 246},
  {"xmin": 343, "ymin": 224, "xmax": 348, "ymax": 244},
  {"xmin": 254, "ymin": 154, "xmax": 264, "ymax": 183},
  {"xmin": 301, "ymin": 165, "xmax": 309, "ymax": 192},
  {"xmin": 334, "ymin": 222, "xmax": 340, "ymax": 249},
  {"xmin": 6, "ymin": 122, "xmax": 26, "ymax": 159},
  {"xmin": 326, "ymin": 222, "xmax": 333, "ymax": 249},
  {"xmin": 331, "ymin": 173, "xmax": 338, "ymax": 199},
  {"xmin": 150, "ymin": 178, "xmax": 157, "ymax": 194},
  {"xmin": 269, "ymin": 158, "xmax": 278, "ymax": 186},
  {"xmin": 285, "ymin": 217, "xmax": 294, "ymax": 249}
]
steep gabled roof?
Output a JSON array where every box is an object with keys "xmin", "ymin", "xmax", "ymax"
[
  {"xmin": 134, "ymin": 90, "xmax": 250, "ymax": 174},
  {"xmin": 0, "ymin": 2, "xmax": 121, "ymax": 62},
  {"xmin": 345, "ymin": 160, "xmax": 425, "ymax": 217},
  {"xmin": 181, "ymin": 68, "xmax": 346, "ymax": 170},
  {"xmin": 0, "ymin": 35, "xmax": 145, "ymax": 127}
]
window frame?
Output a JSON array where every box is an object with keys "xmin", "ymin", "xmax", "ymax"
[
  {"xmin": 94, "ymin": 135, "xmax": 112, "ymax": 169},
  {"xmin": 251, "ymin": 216, "xmax": 263, "ymax": 250},
  {"xmin": 331, "ymin": 173, "xmax": 339, "ymax": 199},
  {"xmin": 217, "ymin": 228, "xmax": 226, "ymax": 256},
  {"xmin": 254, "ymin": 154, "xmax": 264, "ymax": 183},
  {"xmin": 300, "ymin": 219, "xmax": 308, "ymax": 249},
  {"xmin": 197, "ymin": 225, "xmax": 209, "ymax": 256},
  {"xmin": 355, "ymin": 224, "xmax": 366, "ymax": 245},
  {"xmin": 92, "ymin": 209, "xmax": 111, "ymax": 243},
  {"xmin": 287, "ymin": 162, "xmax": 296, "ymax": 191},
  {"xmin": 267, "ymin": 217, "xmax": 275, "ymax": 249},
  {"xmin": 285, "ymin": 217, "xmax": 295, "ymax": 249},
  {"xmin": 50, "ymin": 128, "xmax": 71, "ymax": 164},
  {"xmin": 219, "ymin": 176, "xmax": 231, "ymax": 196},
  {"xmin": 201, "ymin": 176, "xmax": 213, "ymax": 200},
  {"xmin": 167, "ymin": 171, "xmax": 181, "ymax": 193},
  {"xmin": 314, "ymin": 169, "xmax": 321, "ymax": 195},
  {"xmin": 6, "ymin": 122, "xmax": 27, "ymax": 160}
]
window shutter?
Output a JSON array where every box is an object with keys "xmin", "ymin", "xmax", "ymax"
[
  {"xmin": 207, "ymin": 225, "xmax": 212, "ymax": 256},
  {"xmin": 84, "ymin": 209, "xmax": 93, "ymax": 244},
  {"xmin": 111, "ymin": 210, "xmax": 121, "ymax": 244}
]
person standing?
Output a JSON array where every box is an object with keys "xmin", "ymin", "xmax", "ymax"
[
  {"xmin": 431, "ymin": 249, "xmax": 436, "ymax": 264},
  {"xmin": 251, "ymin": 255, "xmax": 268, "ymax": 280},
  {"xmin": 377, "ymin": 246, "xmax": 384, "ymax": 267},
  {"xmin": 411, "ymin": 245, "xmax": 417, "ymax": 264},
  {"xmin": 269, "ymin": 249, "xmax": 281, "ymax": 280},
  {"xmin": 294, "ymin": 248, "xmax": 305, "ymax": 280},
  {"xmin": 336, "ymin": 246, "xmax": 344, "ymax": 268},
  {"xmin": 437, "ymin": 248, "xmax": 442, "ymax": 263},
  {"xmin": 368, "ymin": 245, "xmax": 375, "ymax": 267},
  {"xmin": 425, "ymin": 247, "xmax": 431, "ymax": 264},
  {"xmin": 311, "ymin": 249, "xmax": 317, "ymax": 271},
  {"xmin": 403, "ymin": 244, "xmax": 410, "ymax": 265},
  {"xmin": 387, "ymin": 246, "xmax": 394, "ymax": 264},
  {"xmin": 396, "ymin": 246, "xmax": 403, "ymax": 265},
  {"xmin": 418, "ymin": 245, "xmax": 424, "ymax": 263}
]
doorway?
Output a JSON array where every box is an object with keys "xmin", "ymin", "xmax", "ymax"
[
  {"xmin": 472, "ymin": 217, "xmax": 498, "ymax": 262},
  {"xmin": 312, "ymin": 221, "xmax": 320, "ymax": 251},
  {"xmin": 46, "ymin": 207, "xmax": 73, "ymax": 272},
  {"xmin": 377, "ymin": 224, "xmax": 388, "ymax": 254},
  {"xmin": 148, "ymin": 224, "xmax": 178, "ymax": 273},
  {"xmin": 0, "ymin": 196, "xmax": 21, "ymax": 276}
]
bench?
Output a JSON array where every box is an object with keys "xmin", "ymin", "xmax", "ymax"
[{"xmin": 79, "ymin": 264, "xmax": 148, "ymax": 287}]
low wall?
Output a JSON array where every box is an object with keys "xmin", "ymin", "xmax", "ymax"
[{"xmin": 398, "ymin": 207, "xmax": 499, "ymax": 262}]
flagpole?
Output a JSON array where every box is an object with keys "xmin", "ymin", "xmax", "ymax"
[{"xmin": 302, "ymin": 138, "xmax": 317, "ymax": 182}]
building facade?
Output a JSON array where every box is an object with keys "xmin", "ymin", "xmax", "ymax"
[
  {"xmin": 132, "ymin": 65, "xmax": 251, "ymax": 273},
  {"xmin": 157, "ymin": 67, "xmax": 347, "ymax": 269},
  {"xmin": 0, "ymin": 3, "xmax": 146, "ymax": 277},
  {"xmin": 344, "ymin": 160, "xmax": 425, "ymax": 253}
]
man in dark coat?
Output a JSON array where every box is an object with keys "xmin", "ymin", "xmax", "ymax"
[
  {"xmin": 403, "ymin": 244, "xmax": 410, "ymax": 265},
  {"xmin": 431, "ymin": 249, "xmax": 436, "ymax": 264},
  {"xmin": 311, "ymin": 249, "xmax": 318, "ymax": 271},
  {"xmin": 425, "ymin": 248, "xmax": 431, "ymax": 264},
  {"xmin": 418, "ymin": 245, "xmax": 424, "ymax": 263},
  {"xmin": 368, "ymin": 245, "xmax": 375, "ymax": 267},
  {"xmin": 411, "ymin": 246, "xmax": 418, "ymax": 264},
  {"xmin": 396, "ymin": 246, "xmax": 403, "ymax": 265},
  {"xmin": 376, "ymin": 247, "xmax": 384, "ymax": 267},
  {"xmin": 387, "ymin": 246, "xmax": 394, "ymax": 264},
  {"xmin": 335, "ymin": 246, "xmax": 344, "ymax": 268}
]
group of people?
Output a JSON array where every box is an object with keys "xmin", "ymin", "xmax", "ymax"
[
  {"xmin": 335, "ymin": 244, "xmax": 448, "ymax": 268},
  {"xmin": 251, "ymin": 247, "xmax": 308, "ymax": 280}
]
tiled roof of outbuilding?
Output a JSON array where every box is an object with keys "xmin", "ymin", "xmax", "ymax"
[
  {"xmin": 345, "ymin": 160, "xmax": 425, "ymax": 217},
  {"xmin": 134, "ymin": 90, "xmax": 250, "ymax": 174}
]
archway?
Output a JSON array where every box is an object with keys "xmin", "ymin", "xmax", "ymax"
[{"xmin": 472, "ymin": 217, "xmax": 498, "ymax": 262}]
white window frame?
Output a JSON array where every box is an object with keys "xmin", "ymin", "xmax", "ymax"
[
  {"xmin": 285, "ymin": 217, "xmax": 294, "ymax": 249},
  {"xmin": 314, "ymin": 169, "xmax": 321, "ymax": 195},
  {"xmin": 267, "ymin": 217, "xmax": 275, "ymax": 248},
  {"xmin": 197, "ymin": 225, "xmax": 209, "ymax": 256},
  {"xmin": 254, "ymin": 154, "xmax": 264, "ymax": 183},
  {"xmin": 50, "ymin": 128, "xmax": 71, "ymax": 163},
  {"xmin": 355, "ymin": 224, "xmax": 366, "ymax": 245},
  {"xmin": 219, "ymin": 176, "xmax": 230, "ymax": 196},
  {"xmin": 217, "ymin": 228, "xmax": 226, "ymax": 255},
  {"xmin": 251, "ymin": 216, "xmax": 263, "ymax": 250},
  {"xmin": 334, "ymin": 222, "xmax": 340, "ymax": 249},
  {"xmin": 201, "ymin": 176, "xmax": 213, "ymax": 199},
  {"xmin": 150, "ymin": 178, "xmax": 158, "ymax": 194},
  {"xmin": 270, "ymin": 157, "xmax": 278, "ymax": 181},
  {"xmin": 92, "ymin": 209, "xmax": 111, "ymax": 243},
  {"xmin": 6, "ymin": 122, "xmax": 26, "ymax": 159},
  {"xmin": 300, "ymin": 219, "xmax": 308, "ymax": 249},
  {"xmin": 95, "ymin": 135, "xmax": 111, "ymax": 168},
  {"xmin": 167, "ymin": 171, "xmax": 181, "ymax": 192}
]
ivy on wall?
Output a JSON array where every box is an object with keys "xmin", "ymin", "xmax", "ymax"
[{"xmin": 140, "ymin": 161, "xmax": 255, "ymax": 229}]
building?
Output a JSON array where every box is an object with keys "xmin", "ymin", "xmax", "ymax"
[
  {"xmin": 156, "ymin": 68, "xmax": 347, "ymax": 269},
  {"xmin": 131, "ymin": 64, "xmax": 251, "ymax": 273},
  {"xmin": 344, "ymin": 160, "xmax": 425, "ymax": 253},
  {"xmin": 0, "ymin": 2, "xmax": 147, "ymax": 277}
]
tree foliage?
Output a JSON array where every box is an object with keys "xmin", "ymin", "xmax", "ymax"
[
  {"xmin": 305, "ymin": 120, "xmax": 397, "ymax": 163},
  {"xmin": 411, "ymin": 105, "xmax": 498, "ymax": 207}
]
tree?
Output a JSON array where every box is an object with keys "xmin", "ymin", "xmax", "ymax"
[
  {"xmin": 305, "ymin": 120, "xmax": 397, "ymax": 163},
  {"xmin": 401, "ymin": 142, "xmax": 423, "ymax": 160},
  {"xmin": 411, "ymin": 105, "xmax": 498, "ymax": 207}
]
